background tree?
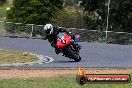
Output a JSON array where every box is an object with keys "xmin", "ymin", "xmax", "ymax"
[
  {"xmin": 81, "ymin": 0, "xmax": 132, "ymax": 32},
  {"xmin": 81, "ymin": 0, "xmax": 104, "ymax": 30},
  {"xmin": 6, "ymin": 0, "xmax": 63, "ymax": 25},
  {"xmin": 81, "ymin": 0, "xmax": 103, "ymax": 12},
  {"xmin": 109, "ymin": 0, "xmax": 132, "ymax": 32}
]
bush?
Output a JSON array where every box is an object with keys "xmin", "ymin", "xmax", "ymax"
[
  {"xmin": 6, "ymin": 0, "xmax": 63, "ymax": 25},
  {"xmin": 4, "ymin": 22, "xmax": 15, "ymax": 33},
  {"xmin": 6, "ymin": 0, "xmax": 63, "ymax": 33},
  {"xmin": 63, "ymin": 0, "xmax": 75, "ymax": 6},
  {"xmin": 52, "ymin": 7, "xmax": 84, "ymax": 28}
]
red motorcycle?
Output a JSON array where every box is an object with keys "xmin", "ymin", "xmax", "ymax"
[{"xmin": 56, "ymin": 32, "xmax": 81, "ymax": 62}]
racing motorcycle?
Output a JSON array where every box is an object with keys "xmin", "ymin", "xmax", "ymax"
[{"xmin": 56, "ymin": 32, "xmax": 81, "ymax": 62}]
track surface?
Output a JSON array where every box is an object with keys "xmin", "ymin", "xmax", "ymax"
[{"xmin": 0, "ymin": 37, "xmax": 132, "ymax": 68}]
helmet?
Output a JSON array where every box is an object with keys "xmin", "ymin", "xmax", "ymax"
[{"xmin": 44, "ymin": 24, "xmax": 53, "ymax": 35}]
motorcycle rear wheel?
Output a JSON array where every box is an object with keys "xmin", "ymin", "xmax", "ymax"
[{"xmin": 67, "ymin": 46, "xmax": 81, "ymax": 62}]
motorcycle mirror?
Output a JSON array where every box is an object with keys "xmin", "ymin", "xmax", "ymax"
[{"xmin": 69, "ymin": 32, "xmax": 72, "ymax": 34}]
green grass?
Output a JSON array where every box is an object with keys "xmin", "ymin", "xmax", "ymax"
[
  {"xmin": 0, "ymin": 21, "xmax": 4, "ymax": 30},
  {"xmin": 0, "ymin": 75, "xmax": 131, "ymax": 88},
  {"xmin": 0, "ymin": 3, "xmax": 12, "ymax": 20},
  {"xmin": 0, "ymin": 3, "xmax": 12, "ymax": 35},
  {"xmin": 0, "ymin": 49, "xmax": 38, "ymax": 64},
  {"xmin": 0, "ymin": 21, "xmax": 12, "ymax": 36}
]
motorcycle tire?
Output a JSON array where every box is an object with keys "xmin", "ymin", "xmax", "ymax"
[{"xmin": 67, "ymin": 46, "xmax": 81, "ymax": 62}]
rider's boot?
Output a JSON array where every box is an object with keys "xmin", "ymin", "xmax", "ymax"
[
  {"xmin": 75, "ymin": 44, "xmax": 81, "ymax": 50},
  {"xmin": 55, "ymin": 47, "xmax": 61, "ymax": 54},
  {"xmin": 73, "ymin": 42, "xmax": 81, "ymax": 50}
]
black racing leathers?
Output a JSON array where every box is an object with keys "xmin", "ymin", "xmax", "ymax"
[
  {"xmin": 46, "ymin": 27, "xmax": 70, "ymax": 47},
  {"xmin": 45, "ymin": 27, "xmax": 81, "ymax": 54},
  {"xmin": 45, "ymin": 27, "xmax": 71, "ymax": 54}
]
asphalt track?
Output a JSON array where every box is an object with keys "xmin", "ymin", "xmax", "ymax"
[{"xmin": 0, "ymin": 37, "xmax": 132, "ymax": 68}]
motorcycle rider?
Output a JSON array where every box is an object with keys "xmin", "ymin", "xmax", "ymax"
[{"xmin": 44, "ymin": 24, "xmax": 81, "ymax": 54}]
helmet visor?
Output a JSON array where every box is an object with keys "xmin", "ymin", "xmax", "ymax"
[{"xmin": 45, "ymin": 28, "xmax": 52, "ymax": 35}]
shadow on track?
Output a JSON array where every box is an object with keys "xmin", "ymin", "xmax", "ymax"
[{"xmin": 54, "ymin": 60, "xmax": 80, "ymax": 63}]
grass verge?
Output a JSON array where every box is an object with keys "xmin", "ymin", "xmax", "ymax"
[
  {"xmin": 0, "ymin": 21, "xmax": 5, "ymax": 30},
  {"xmin": 0, "ymin": 3, "xmax": 12, "ymax": 20},
  {"xmin": 0, "ymin": 49, "xmax": 38, "ymax": 64},
  {"xmin": 0, "ymin": 3, "xmax": 12, "ymax": 36},
  {"xmin": 0, "ymin": 75, "xmax": 131, "ymax": 88}
]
